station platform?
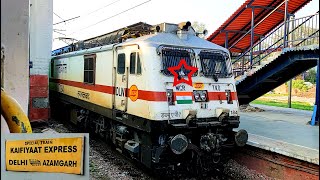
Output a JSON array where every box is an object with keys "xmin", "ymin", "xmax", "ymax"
[{"xmin": 236, "ymin": 104, "xmax": 319, "ymax": 165}]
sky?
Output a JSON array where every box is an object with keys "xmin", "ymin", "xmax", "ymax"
[{"xmin": 52, "ymin": 0, "xmax": 319, "ymax": 50}]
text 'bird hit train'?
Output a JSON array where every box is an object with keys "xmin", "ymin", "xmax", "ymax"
[{"xmin": 49, "ymin": 21, "xmax": 248, "ymax": 172}]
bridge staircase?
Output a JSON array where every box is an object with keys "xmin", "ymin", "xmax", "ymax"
[{"xmin": 232, "ymin": 12, "xmax": 319, "ymax": 105}]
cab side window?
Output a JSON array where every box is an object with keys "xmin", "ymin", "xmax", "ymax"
[
  {"xmin": 84, "ymin": 54, "xmax": 96, "ymax": 84},
  {"xmin": 130, "ymin": 53, "xmax": 136, "ymax": 74},
  {"xmin": 137, "ymin": 53, "xmax": 141, "ymax": 74},
  {"xmin": 129, "ymin": 52, "xmax": 141, "ymax": 75},
  {"xmin": 117, "ymin": 53, "xmax": 125, "ymax": 74}
]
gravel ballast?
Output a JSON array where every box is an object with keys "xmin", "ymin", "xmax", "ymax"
[{"xmin": 32, "ymin": 119, "xmax": 274, "ymax": 180}]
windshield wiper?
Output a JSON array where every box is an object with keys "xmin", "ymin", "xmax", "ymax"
[{"xmin": 213, "ymin": 74, "xmax": 218, "ymax": 82}]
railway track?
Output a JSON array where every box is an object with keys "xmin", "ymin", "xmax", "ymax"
[
  {"xmin": 89, "ymin": 136, "xmax": 234, "ymax": 180},
  {"xmin": 32, "ymin": 118, "xmax": 275, "ymax": 180}
]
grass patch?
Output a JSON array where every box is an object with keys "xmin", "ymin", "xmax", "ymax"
[
  {"xmin": 89, "ymin": 162, "xmax": 98, "ymax": 172},
  {"xmin": 252, "ymin": 100, "xmax": 314, "ymax": 111},
  {"xmin": 261, "ymin": 93, "xmax": 288, "ymax": 97}
]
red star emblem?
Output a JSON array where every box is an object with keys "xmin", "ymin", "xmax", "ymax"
[{"xmin": 167, "ymin": 59, "xmax": 198, "ymax": 87}]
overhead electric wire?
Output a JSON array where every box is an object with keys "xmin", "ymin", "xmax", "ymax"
[
  {"xmin": 53, "ymin": 12, "xmax": 68, "ymax": 26},
  {"xmin": 53, "ymin": 12, "xmax": 65, "ymax": 21},
  {"xmin": 53, "ymin": 16, "xmax": 81, "ymax": 25},
  {"xmin": 52, "ymin": 0, "xmax": 121, "ymax": 26},
  {"xmin": 68, "ymin": 0, "xmax": 151, "ymax": 35},
  {"xmin": 53, "ymin": 30, "xmax": 66, "ymax": 36},
  {"xmin": 85, "ymin": 0, "xmax": 121, "ymax": 16}
]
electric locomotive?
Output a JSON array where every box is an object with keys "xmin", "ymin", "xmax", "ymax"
[{"xmin": 49, "ymin": 22, "xmax": 248, "ymax": 171}]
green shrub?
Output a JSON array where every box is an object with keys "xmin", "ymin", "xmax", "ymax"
[
  {"xmin": 305, "ymin": 69, "xmax": 317, "ymax": 84},
  {"xmin": 292, "ymin": 79, "xmax": 309, "ymax": 92}
]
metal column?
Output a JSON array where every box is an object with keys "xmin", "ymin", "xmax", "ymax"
[
  {"xmin": 283, "ymin": 0, "xmax": 289, "ymax": 48},
  {"xmin": 288, "ymin": 15, "xmax": 295, "ymax": 108},
  {"xmin": 258, "ymin": 36, "xmax": 262, "ymax": 65},
  {"xmin": 288, "ymin": 79, "xmax": 292, "ymax": 108},
  {"xmin": 225, "ymin": 31, "xmax": 229, "ymax": 49},
  {"xmin": 311, "ymin": 60, "xmax": 319, "ymax": 125},
  {"xmin": 250, "ymin": 7, "xmax": 255, "ymax": 66}
]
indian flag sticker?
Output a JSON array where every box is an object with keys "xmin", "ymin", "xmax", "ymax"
[{"xmin": 175, "ymin": 92, "xmax": 193, "ymax": 104}]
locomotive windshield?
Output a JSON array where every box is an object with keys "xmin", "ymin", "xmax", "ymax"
[
  {"xmin": 199, "ymin": 50, "xmax": 232, "ymax": 78},
  {"xmin": 160, "ymin": 47, "xmax": 197, "ymax": 76}
]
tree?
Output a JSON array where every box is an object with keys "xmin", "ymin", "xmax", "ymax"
[
  {"xmin": 192, "ymin": 21, "xmax": 207, "ymax": 38},
  {"xmin": 305, "ymin": 68, "xmax": 317, "ymax": 84}
]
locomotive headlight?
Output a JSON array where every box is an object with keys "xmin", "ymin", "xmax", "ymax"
[
  {"xmin": 225, "ymin": 90, "xmax": 233, "ymax": 104},
  {"xmin": 166, "ymin": 89, "xmax": 174, "ymax": 105},
  {"xmin": 194, "ymin": 93, "xmax": 200, "ymax": 101},
  {"xmin": 194, "ymin": 90, "xmax": 208, "ymax": 102},
  {"xmin": 200, "ymin": 92, "xmax": 207, "ymax": 101}
]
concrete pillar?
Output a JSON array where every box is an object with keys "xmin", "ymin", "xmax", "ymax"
[
  {"xmin": 29, "ymin": 0, "xmax": 53, "ymax": 122},
  {"xmin": 1, "ymin": 0, "xmax": 30, "ymax": 114}
]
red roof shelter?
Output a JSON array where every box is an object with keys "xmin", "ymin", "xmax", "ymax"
[{"xmin": 207, "ymin": 0, "xmax": 312, "ymax": 53}]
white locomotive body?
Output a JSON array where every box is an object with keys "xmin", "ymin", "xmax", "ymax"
[{"xmin": 50, "ymin": 22, "xmax": 247, "ymax": 170}]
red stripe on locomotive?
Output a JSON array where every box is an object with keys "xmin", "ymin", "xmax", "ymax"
[{"xmin": 50, "ymin": 78, "xmax": 237, "ymax": 101}]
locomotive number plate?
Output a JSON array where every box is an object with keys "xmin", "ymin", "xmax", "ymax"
[{"xmin": 212, "ymin": 85, "xmax": 221, "ymax": 91}]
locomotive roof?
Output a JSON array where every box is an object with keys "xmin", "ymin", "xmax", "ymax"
[
  {"xmin": 52, "ymin": 32, "xmax": 228, "ymax": 59},
  {"xmin": 117, "ymin": 32, "xmax": 228, "ymax": 52}
]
